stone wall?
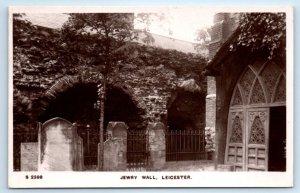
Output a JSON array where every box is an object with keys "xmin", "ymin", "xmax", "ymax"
[
  {"xmin": 14, "ymin": 47, "xmax": 205, "ymax": 129},
  {"xmin": 138, "ymin": 32, "xmax": 198, "ymax": 54},
  {"xmin": 13, "ymin": 21, "xmax": 208, "ymax": 170},
  {"xmin": 113, "ymin": 64, "xmax": 179, "ymax": 124}
]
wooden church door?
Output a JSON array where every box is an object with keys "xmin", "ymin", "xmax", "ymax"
[
  {"xmin": 225, "ymin": 61, "xmax": 285, "ymax": 171},
  {"xmin": 245, "ymin": 108, "xmax": 269, "ymax": 171}
]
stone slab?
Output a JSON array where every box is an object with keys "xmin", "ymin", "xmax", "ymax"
[
  {"xmin": 21, "ymin": 142, "xmax": 38, "ymax": 171},
  {"xmin": 39, "ymin": 117, "xmax": 79, "ymax": 171}
]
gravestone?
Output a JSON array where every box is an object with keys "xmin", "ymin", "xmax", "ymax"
[
  {"xmin": 38, "ymin": 117, "xmax": 83, "ymax": 171},
  {"xmin": 20, "ymin": 142, "xmax": 38, "ymax": 171},
  {"xmin": 147, "ymin": 122, "xmax": 166, "ymax": 170},
  {"xmin": 106, "ymin": 122, "xmax": 128, "ymax": 139},
  {"xmin": 102, "ymin": 122, "xmax": 128, "ymax": 171}
]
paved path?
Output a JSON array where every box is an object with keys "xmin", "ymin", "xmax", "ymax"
[{"xmin": 162, "ymin": 160, "xmax": 215, "ymax": 171}]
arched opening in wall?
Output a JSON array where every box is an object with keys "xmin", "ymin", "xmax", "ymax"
[
  {"xmin": 39, "ymin": 83, "xmax": 144, "ymax": 168},
  {"xmin": 166, "ymin": 81, "xmax": 206, "ymax": 161},
  {"xmin": 167, "ymin": 90, "xmax": 205, "ymax": 131},
  {"xmin": 40, "ymin": 83, "xmax": 99, "ymax": 124}
]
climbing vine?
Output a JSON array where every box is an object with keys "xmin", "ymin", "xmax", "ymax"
[
  {"xmin": 13, "ymin": 14, "xmax": 207, "ymax": 127},
  {"xmin": 230, "ymin": 12, "xmax": 286, "ymax": 59}
]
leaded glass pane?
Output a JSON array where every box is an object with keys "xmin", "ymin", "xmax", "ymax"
[
  {"xmin": 250, "ymin": 80, "xmax": 265, "ymax": 104},
  {"xmin": 239, "ymin": 68, "xmax": 255, "ymax": 103},
  {"xmin": 230, "ymin": 116, "xmax": 243, "ymax": 143},
  {"xmin": 260, "ymin": 62, "xmax": 281, "ymax": 101},
  {"xmin": 249, "ymin": 116, "xmax": 265, "ymax": 144},
  {"xmin": 274, "ymin": 76, "xmax": 286, "ymax": 102},
  {"xmin": 231, "ymin": 87, "xmax": 243, "ymax": 106}
]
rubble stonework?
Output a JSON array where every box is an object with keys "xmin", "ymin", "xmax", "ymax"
[
  {"xmin": 14, "ymin": 55, "xmax": 206, "ymax": 132},
  {"xmin": 13, "ymin": 19, "xmax": 208, "ymax": 171},
  {"xmin": 13, "ymin": 20, "xmax": 207, "ymax": 133}
]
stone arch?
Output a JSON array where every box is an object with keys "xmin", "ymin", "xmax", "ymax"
[
  {"xmin": 40, "ymin": 75, "xmax": 94, "ymax": 112},
  {"xmin": 39, "ymin": 75, "xmax": 145, "ymax": 129},
  {"xmin": 37, "ymin": 75, "xmax": 146, "ymax": 167}
]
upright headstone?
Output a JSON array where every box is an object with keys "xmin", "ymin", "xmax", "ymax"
[
  {"xmin": 147, "ymin": 122, "xmax": 166, "ymax": 170},
  {"xmin": 38, "ymin": 117, "xmax": 83, "ymax": 171},
  {"xmin": 20, "ymin": 142, "xmax": 38, "ymax": 171},
  {"xmin": 102, "ymin": 122, "xmax": 128, "ymax": 171}
]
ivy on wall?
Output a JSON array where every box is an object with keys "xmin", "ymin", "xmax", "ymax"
[{"xmin": 13, "ymin": 14, "xmax": 207, "ymax": 128}]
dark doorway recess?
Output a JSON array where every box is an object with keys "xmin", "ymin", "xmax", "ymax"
[
  {"xmin": 166, "ymin": 89, "xmax": 206, "ymax": 161},
  {"xmin": 268, "ymin": 106, "xmax": 286, "ymax": 171},
  {"xmin": 39, "ymin": 83, "xmax": 144, "ymax": 129},
  {"xmin": 39, "ymin": 83, "xmax": 99, "ymax": 123},
  {"xmin": 39, "ymin": 83, "xmax": 144, "ymax": 167},
  {"xmin": 104, "ymin": 86, "xmax": 145, "ymax": 130},
  {"xmin": 167, "ymin": 89, "xmax": 205, "ymax": 131}
]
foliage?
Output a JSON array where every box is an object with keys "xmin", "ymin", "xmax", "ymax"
[
  {"xmin": 61, "ymin": 13, "xmax": 140, "ymax": 169},
  {"xmin": 231, "ymin": 12, "xmax": 286, "ymax": 59},
  {"xmin": 134, "ymin": 13, "xmax": 170, "ymax": 45},
  {"xmin": 61, "ymin": 13, "xmax": 137, "ymax": 73},
  {"xmin": 13, "ymin": 13, "xmax": 207, "ymax": 125},
  {"xmin": 13, "ymin": 14, "xmax": 65, "ymax": 124},
  {"xmin": 118, "ymin": 45, "xmax": 207, "ymax": 90},
  {"xmin": 194, "ymin": 28, "xmax": 211, "ymax": 57}
]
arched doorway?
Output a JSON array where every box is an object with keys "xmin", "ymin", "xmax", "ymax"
[{"xmin": 225, "ymin": 60, "xmax": 286, "ymax": 171}]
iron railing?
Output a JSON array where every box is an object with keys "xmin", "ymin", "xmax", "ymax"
[
  {"xmin": 127, "ymin": 129, "xmax": 149, "ymax": 168},
  {"xmin": 165, "ymin": 129, "xmax": 206, "ymax": 161}
]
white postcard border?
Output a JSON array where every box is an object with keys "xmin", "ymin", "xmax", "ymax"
[{"xmin": 8, "ymin": 6, "xmax": 294, "ymax": 188}]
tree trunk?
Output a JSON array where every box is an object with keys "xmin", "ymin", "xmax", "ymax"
[{"xmin": 98, "ymin": 73, "xmax": 107, "ymax": 171}]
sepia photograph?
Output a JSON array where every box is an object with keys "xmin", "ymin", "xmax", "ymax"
[{"xmin": 8, "ymin": 6, "xmax": 293, "ymax": 188}]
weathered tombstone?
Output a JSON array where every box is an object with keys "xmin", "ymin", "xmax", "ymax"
[
  {"xmin": 102, "ymin": 122, "xmax": 128, "ymax": 171},
  {"xmin": 20, "ymin": 142, "xmax": 38, "ymax": 171},
  {"xmin": 38, "ymin": 117, "xmax": 83, "ymax": 171},
  {"xmin": 147, "ymin": 122, "xmax": 166, "ymax": 170},
  {"xmin": 106, "ymin": 122, "xmax": 128, "ymax": 139}
]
